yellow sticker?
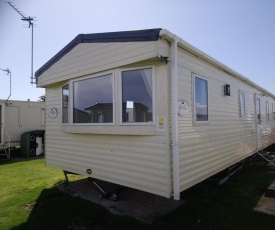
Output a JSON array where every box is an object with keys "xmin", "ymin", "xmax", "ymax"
[
  {"xmin": 157, "ymin": 117, "xmax": 165, "ymax": 131},
  {"xmin": 158, "ymin": 118, "xmax": 164, "ymax": 126}
]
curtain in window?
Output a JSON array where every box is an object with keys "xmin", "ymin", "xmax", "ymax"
[{"xmin": 141, "ymin": 68, "xmax": 152, "ymax": 98}]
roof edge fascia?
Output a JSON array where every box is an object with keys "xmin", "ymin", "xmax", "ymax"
[
  {"xmin": 35, "ymin": 29, "xmax": 162, "ymax": 78},
  {"xmin": 159, "ymin": 29, "xmax": 275, "ymax": 99}
]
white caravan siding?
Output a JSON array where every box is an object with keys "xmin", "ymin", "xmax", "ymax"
[
  {"xmin": 45, "ymin": 62, "xmax": 172, "ymax": 197},
  {"xmin": 38, "ymin": 41, "xmax": 163, "ymax": 87},
  {"xmin": 38, "ymin": 29, "xmax": 275, "ymax": 199},
  {"xmin": 2, "ymin": 100, "xmax": 45, "ymax": 146},
  {"xmin": 176, "ymin": 46, "xmax": 275, "ymax": 191}
]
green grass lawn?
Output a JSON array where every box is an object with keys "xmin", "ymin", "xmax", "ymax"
[
  {"xmin": 0, "ymin": 158, "xmax": 65, "ymax": 229},
  {"xmin": 1, "ymin": 157, "xmax": 275, "ymax": 230}
]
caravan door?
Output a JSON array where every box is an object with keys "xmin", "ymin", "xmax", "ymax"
[
  {"xmin": 0, "ymin": 103, "xmax": 4, "ymax": 145},
  {"xmin": 255, "ymin": 95, "xmax": 262, "ymax": 150}
]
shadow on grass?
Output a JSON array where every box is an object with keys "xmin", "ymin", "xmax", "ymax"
[
  {"xmin": 8, "ymin": 156, "xmax": 275, "ymax": 230},
  {"xmin": 0, "ymin": 156, "xmax": 44, "ymax": 166},
  {"xmin": 11, "ymin": 187, "xmax": 148, "ymax": 230},
  {"xmin": 152, "ymin": 157, "xmax": 275, "ymax": 230}
]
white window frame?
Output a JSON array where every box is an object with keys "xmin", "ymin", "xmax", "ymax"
[
  {"xmin": 239, "ymin": 91, "xmax": 246, "ymax": 117},
  {"xmin": 119, "ymin": 65, "xmax": 155, "ymax": 126},
  {"xmin": 61, "ymin": 82, "xmax": 70, "ymax": 125},
  {"xmin": 193, "ymin": 74, "xmax": 209, "ymax": 124},
  {"xmin": 266, "ymin": 101, "xmax": 270, "ymax": 121},
  {"xmin": 70, "ymin": 71, "xmax": 115, "ymax": 126}
]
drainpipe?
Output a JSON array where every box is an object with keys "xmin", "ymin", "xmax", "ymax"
[
  {"xmin": 160, "ymin": 30, "xmax": 180, "ymax": 200},
  {"xmin": 171, "ymin": 37, "xmax": 180, "ymax": 200}
]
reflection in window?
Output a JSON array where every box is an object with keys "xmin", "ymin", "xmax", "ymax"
[
  {"xmin": 73, "ymin": 74, "xmax": 113, "ymax": 123},
  {"xmin": 62, "ymin": 84, "xmax": 69, "ymax": 123},
  {"xmin": 240, "ymin": 92, "xmax": 245, "ymax": 117},
  {"xmin": 194, "ymin": 76, "xmax": 208, "ymax": 122},
  {"xmin": 122, "ymin": 68, "xmax": 153, "ymax": 123},
  {"xmin": 256, "ymin": 97, "xmax": 261, "ymax": 124}
]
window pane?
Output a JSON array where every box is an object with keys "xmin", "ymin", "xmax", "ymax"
[
  {"xmin": 256, "ymin": 97, "xmax": 261, "ymax": 124},
  {"xmin": 73, "ymin": 74, "xmax": 113, "ymax": 123},
  {"xmin": 195, "ymin": 77, "xmax": 208, "ymax": 121},
  {"xmin": 122, "ymin": 68, "xmax": 153, "ymax": 123},
  {"xmin": 240, "ymin": 92, "xmax": 245, "ymax": 117},
  {"xmin": 62, "ymin": 84, "xmax": 69, "ymax": 123}
]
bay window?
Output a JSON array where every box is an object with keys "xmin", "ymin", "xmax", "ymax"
[{"xmin": 62, "ymin": 66, "xmax": 155, "ymax": 133}]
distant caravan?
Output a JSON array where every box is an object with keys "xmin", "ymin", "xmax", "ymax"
[{"xmin": 0, "ymin": 99, "xmax": 45, "ymax": 158}]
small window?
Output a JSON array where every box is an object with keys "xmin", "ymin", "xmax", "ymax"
[
  {"xmin": 273, "ymin": 103, "xmax": 275, "ymax": 120},
  {"xmin": 73, "ymin": 73, "xmax": 113, "ymax": 123},
  {"xmin": 194, "ymin": 75, "xmax": 208, "ymax": 122},
  {"xmin": 239, "ymin": 92, "xmax": 246, "ymax": 117},
  {"xmin": 266, "ymin": 101, "xmax": 270, "ymax": 121},
  {"xmin": 121, "ymin": 68, "xmax": 153, "ymax": 123},
  {"xmin": 256, "ymin": 97, "xmax": 261, "ymax": 124},
  {"xmin": 62, "ymin": 84, "xmax": 69, "ymax": 123}
]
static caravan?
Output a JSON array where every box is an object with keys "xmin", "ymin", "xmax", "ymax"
[
  {"xmin": 35, "ymin": 29, "xmax": 275, "ymax": 200},
  {"xmin": 0, "ymin": 99, "xmax": 45, "ymax": 157}
]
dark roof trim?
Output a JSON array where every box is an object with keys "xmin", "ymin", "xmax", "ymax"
[{"xmin": 35, "ymin": 28, "xmax": 162, "ymax": 78}]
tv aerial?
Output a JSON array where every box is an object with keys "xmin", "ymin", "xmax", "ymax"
[{"xmin": 6, "ymin": 2, "xmax": 36, "ymax": 85}]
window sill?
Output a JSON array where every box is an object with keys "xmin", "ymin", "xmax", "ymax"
[
  {"xmin": 61, "ymin": 125, "xmax": 162, "ymax": 135},
  {"xmin": 193, "ymin": 121, "xmax": 209, "ymax": 125}
]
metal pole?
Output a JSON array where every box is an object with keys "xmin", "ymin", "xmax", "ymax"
[
  {"xmin": 6, "ymin": 71, "xmax": 11, "ymax": 102},
  {"xmin": 6, "ymin": 2, "xmax": 36, "ymax": 85},
  {"xmin": 31, "ymin": 22, "xmax": 34, "ymax": 84},
  {"xmin": 0, "ymin": 68, "xmax": 11, "ymax": 102}
]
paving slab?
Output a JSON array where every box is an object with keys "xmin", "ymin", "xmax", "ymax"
[
  {"xmin": 254, "ymin": 180, "xmax": 275, "ymax": 216},
  {"xmin": 58, "ymin": 178, "xmax": 184, "ymax": 223}
]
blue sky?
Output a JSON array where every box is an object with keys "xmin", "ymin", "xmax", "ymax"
[{"xmin": 0, "ymin": 0, "xmax": 275, "ymax": 101}]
